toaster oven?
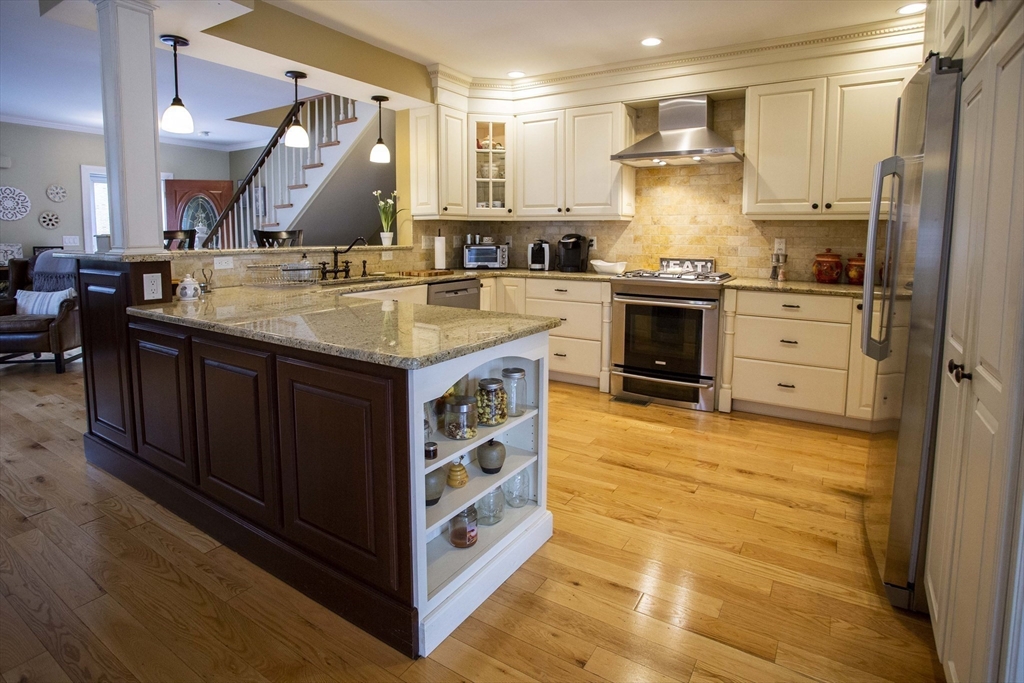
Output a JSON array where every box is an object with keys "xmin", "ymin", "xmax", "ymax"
[{"xmin": 463, "ymin": 244, "xmax": 508, "ymax": 269}]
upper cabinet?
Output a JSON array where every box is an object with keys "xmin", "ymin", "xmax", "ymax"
[
  {"xmin": 438, "ymin": 106, "xmax": 469, "ymax": 216},
  {"xmin": 409, "ymin": 105, "xmax": 468, "ymax": 218},
  {"xmin": 515, "ymin": 110, "xmax": 565, "ymax": 217},
  {"xmin": 469, "ymin": 115, "xmax": 514, "ymax": 218},
  {"xmin": 743, "ymin": 68, "xmax": 914, "ymax": 219}
]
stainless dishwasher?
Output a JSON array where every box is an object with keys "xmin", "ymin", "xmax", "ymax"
[{"xmin": 426, "ymin": 279, "xmax": 481, "ymax": 309}]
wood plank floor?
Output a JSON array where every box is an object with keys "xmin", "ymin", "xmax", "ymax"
[{"xmin": 0, "ymin": 361, "xmax": 943, "ymax": 683}]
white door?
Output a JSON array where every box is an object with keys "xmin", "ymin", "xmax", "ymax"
[
  {"xmin": 823, "ymin": 69, "xmax": 914, "ymax": 215},
  {"xmin": 516, "ymin": 110, "xmax": 565, "ymax": 217},
  {"xmin": 498, "ymin": 277, "xmax": 526, "ymax": 315},
  {"xmin": 438, "ymin": 106, "xmax": 468, "ymax": 216},
  {"xmin": 743, "ymin": 78, "xmax": 827, "ymax": 216},
  {"xmin": 944, "ymin": 20, "xmax": 1024, "ymax": 683},
  {"xmin": 409, "ymin": 106, "xmax": 439, "ymax": 217},
  {"xmin": 565, "ymin": 104, "xmax": 623, "ymax": 217},
  {"xmin": 480, "ymin": 279, "xmax": 495, "ymax": 311}
]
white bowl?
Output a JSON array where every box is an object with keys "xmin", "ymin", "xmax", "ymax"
[{"xmin": 591, "ymin": 260, "xmax": 627, "ymax": 275}]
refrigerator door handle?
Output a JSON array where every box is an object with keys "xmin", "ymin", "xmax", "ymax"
[{"xmin": 862, "ymin": 155, "xmax": 905, "ymax": 361}]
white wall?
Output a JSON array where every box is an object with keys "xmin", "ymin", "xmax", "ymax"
[{"xmin": 0, "ymin": 122, "xmax": 230, "ymax": 254}]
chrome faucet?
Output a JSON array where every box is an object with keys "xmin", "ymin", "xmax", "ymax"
[{"xmin": 319, "ymin": 237, "xmax": 367, "ymax": 280}]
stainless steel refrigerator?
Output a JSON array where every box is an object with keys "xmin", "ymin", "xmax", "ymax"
[{"xmin": 861, "ymin": 54, "xmax": 962, "ymax": 612}]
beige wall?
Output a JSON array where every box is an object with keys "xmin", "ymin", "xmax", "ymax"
[
  {"xmin": 0, "ymin": 122, "xmax": 230, "ymax": 254},
  {"xmin": 229, "ymin": 146, "xmax": 263, "ymax": 183}
]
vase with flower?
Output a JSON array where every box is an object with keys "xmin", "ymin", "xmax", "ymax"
[{"xmin": 373, "ymin": 190, "xmax": 405, "ymax": 246}]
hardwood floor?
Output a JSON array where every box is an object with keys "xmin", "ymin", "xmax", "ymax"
[{"xmin": 0, "ymin": 361, "xmax": 943, "ymax": 683}]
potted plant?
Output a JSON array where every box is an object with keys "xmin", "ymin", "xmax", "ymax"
[{"xmin": 373, "ymin": 190, "xmax": 403, "ymax": 246}]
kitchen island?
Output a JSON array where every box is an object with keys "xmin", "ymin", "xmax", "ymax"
[{"xmin": 71, "ymin": 256, "xmax": 557, "ymax": 657}]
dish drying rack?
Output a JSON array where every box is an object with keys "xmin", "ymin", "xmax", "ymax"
[{"xmin": 244, "ymin": 262, "xmax": 320, "ymax": 287}]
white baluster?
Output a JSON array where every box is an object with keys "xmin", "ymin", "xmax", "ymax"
[{"xmin": 330, "ymin": 95, "xmax": 337, "ymax": 142}]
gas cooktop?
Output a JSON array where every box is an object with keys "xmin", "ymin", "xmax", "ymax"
[{"xmin": 617, "ymin": 269, "xmax": 733, "ymax": 283}]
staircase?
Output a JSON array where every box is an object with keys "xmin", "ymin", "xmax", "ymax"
[{"xmin": 203, "ymin": 93, "xmax": 376, "ymax": 249}]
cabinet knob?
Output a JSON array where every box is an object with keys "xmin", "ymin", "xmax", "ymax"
[
  {"xmin": 825, "ymin": 203, "xmax": 832, "ymax": 209},
  {"xmin": 812, "ymin": 203, "xmax": 819, "ymax": 210},
  {"xmin": 557, "ymin": 207, "xmax": 563, "ymax": 213},
  {"xmin": 857, "ymin": 303, "xmax": 863, "ymax": 310},
  {"xmin": 948, "ymin": 359, "xmax": 973, "ymax": 383},
  {"xmin": 508, "ymin": 208, "xmax": 512, "ymax": 214},
  {"xmin": 443, "ymin": 206, "xmax": 448, "ymax": 212},
  {"xmin": 974, "ymin": 0, "xmax": 992, "ymax": 7},
  {"xmin": 566, "ymin": 207, "xmax": 571, "ymax": 213}
]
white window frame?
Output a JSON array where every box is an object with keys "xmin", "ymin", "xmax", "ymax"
[{"xmin": 80, "ymin": 165, "xmax": 173, "ymax": 253}]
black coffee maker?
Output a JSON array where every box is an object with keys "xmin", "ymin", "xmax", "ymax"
[{"xmin": 556, "ymin": 234, "xmax": 589, "ymax": 273}]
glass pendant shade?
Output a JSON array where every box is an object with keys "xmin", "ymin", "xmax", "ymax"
[
  {"xmin": 161, "ymin": 98, "xmax": 194, "ymax": 134},
  {"xmin": 284, "ymin": 121, "xmax": 309, "ymax": 148},
  {"xmin": 370, "ymin": 138, "xmax": 391, "ymax": 164}
]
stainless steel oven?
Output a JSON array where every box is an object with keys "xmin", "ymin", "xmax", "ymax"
[{"xmin": 611, "ymin": 280, "xmax": 722, "ymax": 410}]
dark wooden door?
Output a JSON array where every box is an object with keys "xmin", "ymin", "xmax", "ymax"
[
  {"xmin": 277, "ymin": 356, "xmax": 411, "ymax": 599},
  {"xmin": 164, "ymin": 180, "xmax": 233, "ymax": 234},
  {"xmin": 129, "ymin": 323, "xmax": 196, "ymax": 483},
  {"xmin": 193, "ymin": 338, "xmax": 280, "ymax": 528},
  {"xmin": 79, "ymin": 268, "xmax": 135, "ymax": 451}
]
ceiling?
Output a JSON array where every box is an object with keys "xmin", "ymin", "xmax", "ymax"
[
  {"xmin": 0, "ymin": 0, "xmax": 319, "ymax": 150},
  {"xmin": 269, "ymin": 0, "xmax": 921, "ymax": 79}
]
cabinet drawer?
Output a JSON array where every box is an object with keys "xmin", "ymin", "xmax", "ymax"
[
  {"xmin": 734, "ymin": 315, "xmax": 851, "ymax": 369},
  {"xmin": 525, "ymin": 298, "xmax": 602, "ymax": 341},
  {"xmin": 549, "ymin": 337, "xmax": 601, "ymax": 377},
  {"xmin": 525, "ymin": 279, "xmax": 603, "ymax": 303},
  {"xmin": 732, "ymin": 358, "xmax": 848, "ymax": 415},
  {"xmin": 737, "ymin": 291, "xmax": 852, "ymax": 323}
]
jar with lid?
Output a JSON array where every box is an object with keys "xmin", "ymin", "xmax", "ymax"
[
  {"xmin": 477, "ymin": 487, "xmax": 504, "ymax": 525},
  {"xmin": 501, "ymin": 368, "xmax": 527, "ymax": 417},
  {"xmin": 448, "ymin": 505, "xmax": 478, "ymax": 548},
  {"xmin": 476, "ymin": 378, "xmax": 508, "ymax": 426},
  {"xmin": 503, "ymin": 469, "xmax": 531, "ymax": 508},
  {"xmin": 444, "ymin": 396, "xmax": 478, "ymax": 439}
]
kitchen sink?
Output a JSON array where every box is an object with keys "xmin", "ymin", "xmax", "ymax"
[{"xmin": 318, "ymin": 275, "xmax": 410, "ymax": 288}]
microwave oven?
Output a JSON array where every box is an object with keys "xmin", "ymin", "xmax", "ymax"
[{"xmin": 463, "ymin": 244, "xmax": 508, "ymax": 269}]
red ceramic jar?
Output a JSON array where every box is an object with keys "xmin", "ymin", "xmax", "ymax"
[{"xmin": 813, "ymin": 249, "xmax": 843, "ymax": 284}]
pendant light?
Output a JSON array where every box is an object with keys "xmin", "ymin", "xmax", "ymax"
[
  {"xmin": 159, "ymin": 35, "xmax": 194, "ymax": 134},
  {"xmin": 284, "ymin": 71, "xmax": 310, "ymax": 148},
  {"xmin": 370, "ymin": 95, "xmax": 390, "ymax": 164}
]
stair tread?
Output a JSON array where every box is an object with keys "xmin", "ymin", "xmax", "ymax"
[
  {"xmin": 318, "ymin": 140, "xmax": 341, "ymax": 148},
  {"xmin": 302, "ymin": 163, "xmax": 324, "ymax": 169},
  {"xmin": 261, "ymin": 223, "xmax": 280, "ymax": 228},
  {"xmin": 336, "ymin": 117, "xmax": 358, "ymax": 125},
  {"xmin": 273, "ymin": 204, "xmax": 293, "ymax": 209},
  {"xmin": 288, "ymin": 184, "xmax": 308, "ymax": 189}
]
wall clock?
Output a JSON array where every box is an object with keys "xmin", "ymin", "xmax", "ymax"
[
  {"xmin": 0, "ymin": 186, "xmax": 31, "ymax": 221},
  {"xmin": 39, "ymin": 211, "xmax": 61, "ymax": 230},
  {"xmin": 46, "ymin": 184, "xmax": 68, "ymax": 203}
]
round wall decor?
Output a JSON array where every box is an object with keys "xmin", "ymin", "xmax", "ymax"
[
  {"xmin": 0, "ymin": 186, "xmax": 31, "ymax": 221},
  {"xmin": 46, "ymin": 184, "xmax": 67, "ymax": 203},
  {"xmin": 39, "ymin": 211, "xmax": 61, "ymax": 230}
]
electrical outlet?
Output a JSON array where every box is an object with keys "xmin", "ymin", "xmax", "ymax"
[
  {"xmin": 381, "ymin": 251, "xmax": 393, "ymax": 261},
  {"xmin": 143, "ymin": 273, "xmax": 162, "ymax": 300},
  {"xmin": 214, "ymin": 256, "xmax": 234, "ymax": 270},
  {"xmin": 774, "ymin": 238, "xmax": 786, "ymax": 254},
  {"xmin": 588, "ymin": 237, "xmax": 597, "ymax": 252}
]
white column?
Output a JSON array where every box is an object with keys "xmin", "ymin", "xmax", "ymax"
[{"xmin": 92, "ymin": 0, "xmax": 165, "ymax": 255}]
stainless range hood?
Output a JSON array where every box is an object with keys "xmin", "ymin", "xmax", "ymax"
[{"xmin": 611, "ymin": 95, "xmax": 743, "ymax": 167}]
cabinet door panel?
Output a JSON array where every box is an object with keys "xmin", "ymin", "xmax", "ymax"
[
  {"xmin": 130, "ymin": 324, "xmax": 196, "ymax": 483},
  {"xmin": 823, "ymin": 69, "xmax": 913, "ymax": 214},
  {"xmin": 743, "ymin": 79, "xmax": 826, "ymax": 215},
  {"xmin": 516, "ymin": 110, "xmax": 565, "ymax": 216},
  {"xmin": 566, "ymin": 104, "xmax": 623, "ymax": 216},
  {"xmin": 193, "ymin": 339, "xmax": 279, "ymax": 528},
  {"xmin": 277, "ymin": 357, "xmax": 410, "ymax": 598},
  {"xmin": 79, "ymin": 269, "xmax": 135, "ymax": 451},
  {"xmin": 499, "ymin": 278, "xmax": 526, "ymax": 315},
  {"xmin": 438, "ymin": 106, "xmax": 468, "ymax": 216},
  {"xmin": 409, "ymin": 106, "xmax": 439, "ymax": 217}
]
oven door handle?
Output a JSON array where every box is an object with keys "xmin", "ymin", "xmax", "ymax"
[
  {"xmin": 613, "ymin": 295, "xmax": 718, "ymax": 311},
  {"xmin": 612, "ymin": 370, "xmax": 714, "ymax": 389}
]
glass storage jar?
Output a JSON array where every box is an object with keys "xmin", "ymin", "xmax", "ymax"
[
  {"xmin": 476, "ymin": 378, "xmax": 508, "ymax": 426},
  {"xmin": 503, "ymin": 470, "xmax": 531, "ymax": 508},
  {"xmin": 444, "ymin": 396, "xmax": 478, "ymax": 439},
  {"xmin": 501, "ymin": 368, "xmax": 527, "ymax": 417},
  {"xmin": 477, "ymin": 486, "xmax": 505, "ymax": 525},
  {"xmin": 448, "ymin": 505, "xmax": 478, "ymax": 548}
]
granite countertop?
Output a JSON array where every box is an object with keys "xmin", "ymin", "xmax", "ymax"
[
  {"xmin": 725, "ymin": 277, "xmax": 868, "ymax": 297},
  {"xmin": 127, "ymin": 286, "xmax": 560, "ymax": 370},
  {"xmin": 54, "ymin": 244, "xmax": 412, "ymax": 263}
]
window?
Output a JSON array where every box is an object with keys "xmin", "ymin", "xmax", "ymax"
[{"xmin": 80, "ymin": 165, "xmax": 172, "ymax": 253}]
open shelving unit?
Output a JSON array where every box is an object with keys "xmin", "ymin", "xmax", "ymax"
[{"xmin": 424, "ymin": 407, "xmax": 539, "ymax": 474}]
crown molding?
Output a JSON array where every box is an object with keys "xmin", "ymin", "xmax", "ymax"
[{"xmin": 0, "ymin": 115, "xmax": 263, "ymax": 152}]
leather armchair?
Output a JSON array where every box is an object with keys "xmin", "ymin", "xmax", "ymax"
[{"xmin": 0, "ymin": 290, "xmax": 82, "ymax": 374}]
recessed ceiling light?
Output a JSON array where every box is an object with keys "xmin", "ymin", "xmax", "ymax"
[
  {"xmin": 641, "ymin": 37, "xmax": 662, "ymax": 47},
  {"xmin": 896, "ymin": 3, "xmax": 926, "ymax": 15},
  {"xmin": 507, "ymin": 71, "xmax": 525, "ymax": 78}
]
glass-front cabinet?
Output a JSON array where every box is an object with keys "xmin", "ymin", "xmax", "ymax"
[{"xmin": 469, "ymin": 115, "xmax": 514, "ymax": 218}]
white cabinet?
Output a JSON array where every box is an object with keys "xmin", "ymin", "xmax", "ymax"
[
  {"xmin": 479, "ymin": 279, "xmax": 495, "ymax": 311},
  {"xmin": 469, "ymin": 115, "xmax": 514, "ymax": 218},
  {"xmin": 343, "ymin": 284, "xmax": 429, "ymax": 305},
  {"xmin": 496, "ymin": 277, "xmax": 526, "ymax": 314},
  {"xmin": 743, "ymin": 78, "xmax": 826, "ymax": 216},
  {"xmin": 408, "ymin": 106, "xmax": 468, "ymax": 218},
  {"xmin": 926, "ymin": 0, "xmax": 965, "ymax": 57},
  {"xmin": 963, "ymin": 0, "xmax": 1023, "ymax": 75},
  {"xmin": 744, "ymin": 69, "xmax": 913, "ymax": 218},
  {"xmin": 515, "ymin": 110, "xmax": 565, "ymax": 217},
  {"xmin": 516, "ymin": 104, "xmax": 634, "ymax": 219}
]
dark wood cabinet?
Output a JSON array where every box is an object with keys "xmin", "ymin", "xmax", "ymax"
[
  {"xmin": 129, "ymin": 323, "xmax": 196, "ymax": 483},
  {"xmin": 79, "ymin": 268, "xmax": 135, "ymax": 451},
  {"xmin": 193, "ymin": 338, "xmax": 280, "ymax": 528},
  {"xmin": 277, "ymin": 356, "xmax": 411, "ymax": 599}
]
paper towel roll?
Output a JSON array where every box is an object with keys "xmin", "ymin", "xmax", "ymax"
[{"xmin": 434, "ymin": 236, "xmax": 446, "ymax": 270}]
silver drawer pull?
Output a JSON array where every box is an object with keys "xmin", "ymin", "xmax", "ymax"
[
  {"xmin": 554, "ymin": 353, "xmax": 567, "ymax": 357},
  {"xmin": 777, "ymin": 382, "xmax": 796, "ymax": 389},
  {"xmin": 780, "ymin": 339, "xmax": 798, "ymax": 345},
  {"xmin": 782, "ymin": 304, "xmax": 801, "ymax": 309}
]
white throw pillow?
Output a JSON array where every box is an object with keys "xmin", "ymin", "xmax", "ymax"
[{"xmin": 14, "ymin": 288, "xmax": 76, "ymax": 316}]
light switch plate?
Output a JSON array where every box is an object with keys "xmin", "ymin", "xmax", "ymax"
[
  {"xmin": 142, "ymin": 273, "xmax": 162, "ymax": 300},
  {"xmin": 62, "ymin": 235, "xmax": 81, "ymax": 249},
  {"xmin": 214, "ymin": 256, "xmax": 234, "ymax": 270}
]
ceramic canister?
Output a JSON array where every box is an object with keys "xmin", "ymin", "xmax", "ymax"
[
  {"xmin": 846, "ymin": 253, "xmax": 866, "ymax": 286},
  {"xmin": 812, "ymin": 249, "xmax": 843, "ymax": 284},
  {"xmin": 425, "ymin": 467, "xmax": 446, "ymax": 506},
  {"xmin": 476, "ymin": 439, "xmax": 506, "ymax": 474}
]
